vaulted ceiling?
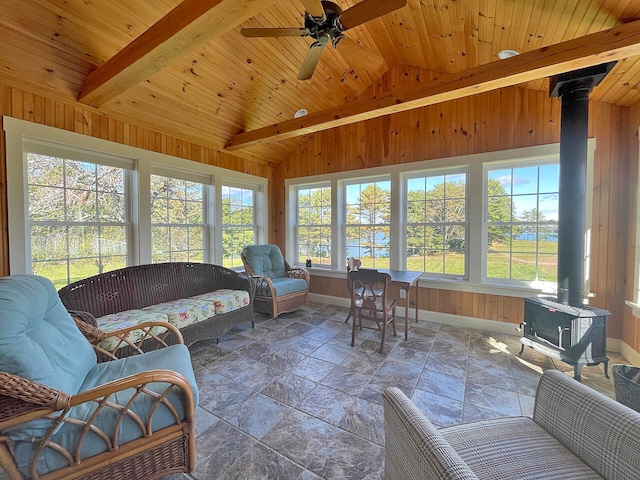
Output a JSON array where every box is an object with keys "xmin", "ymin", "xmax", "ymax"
[{"xmin": 2, "ymin": 0, "xmax": 640, "ymax": 167}]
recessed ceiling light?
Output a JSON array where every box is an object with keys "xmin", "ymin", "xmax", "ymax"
[
  {"xmin": 498, "ymin": 49, "xmax": 520, "ymax": 60},
  {"xmin": 294, "ymin": 108, "xmax": 308, "ymax": 118}
]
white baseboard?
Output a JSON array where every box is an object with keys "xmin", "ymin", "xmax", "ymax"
[
  {"xmin": 309, "ymin": 292, "xmax": 638, "ymax": 360},
  {"xmin": 310, "ymin": 293, "xmax": 522, "ymax": 337},
  {"xmin": 618, "ymin": 340, "xmax": 640, "ymax": 366}
]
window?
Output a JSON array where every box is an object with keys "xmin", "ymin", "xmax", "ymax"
[
  {"xmin": 221, "ymin": 185, "xmax": 255, "ymax": 268},
  {"xmin": 150, "ymin": 174, "xmax": 205, "ymax": 263},
  {"xmin": 285, "ymin": 142, "xmax": 583, "ymax": 297},
  {"xmin": 296, "ymin": 185, "xmax": 332, "ymax": 267},
  {"xmin": 406, "ymin": 171, "xmax": 467, "ymax": 276},
  {"xmin": 26, "ymin": 151, "xmax": 130, "ymax": 289},
  {"xmin": 485, "ymin": 162, "xmax": 559, "ymax": 284},
  {"xmin": 5, "ymin": 118, "xmax": 268, "ymax": 286},
  {"xmin": 345, "ymin": 179, "xmax": 391, "ymax": 269}
]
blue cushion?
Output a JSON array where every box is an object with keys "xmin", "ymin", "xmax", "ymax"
[
  {"xmin": 0, "ymin": 275, "xmax": 97, "ymax": 394},
  {"xmin": 242, "ymin": 244, "xmax": 286, "ymax": 278},
  {"xmin": 271, "ymin": 277, "xmax": 308, "ymax": 297},
  {"xmin": 12, "ymin": 344, "xmax": 198, "ymax": 477}
]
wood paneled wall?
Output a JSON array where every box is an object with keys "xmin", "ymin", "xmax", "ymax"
[
  {"xmin": 274, "ymin": 66, "xmax": 632, "ymax": 347},
  {"xmin": 0, "ymin": 82, "xmax": 276, "ymax": 277},
  {"xmin": 624, "ymin": 103, "xmax": 640, "ymax": 355}
]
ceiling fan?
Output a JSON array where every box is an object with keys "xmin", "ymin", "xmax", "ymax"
[{"xmin": 241, "ymin": 0, "xmax": 407, "ymax": 80}]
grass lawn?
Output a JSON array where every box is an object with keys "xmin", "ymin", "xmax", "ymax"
[{"xmin": 35, "ymin": 240, "xmax": 558, "ymax": 290}]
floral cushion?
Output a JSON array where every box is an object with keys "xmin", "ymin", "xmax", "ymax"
[
  {"xmin": 190, "ymin": 289, "xmax": 250, "ymax": 314},
  {"xmin": 96, "ymin": 310, "xmax": 169, "ymax": 352},
  {"xmin": 142, "ymin": 299, "xmax": 216, "ymax": 329}
]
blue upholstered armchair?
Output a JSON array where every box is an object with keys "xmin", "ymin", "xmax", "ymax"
[
  {"xmin": 241, "ymin": 244, "xmax": 310, "ymax": 318},
  {"xmin": 0, "ymin": 275, "xmax": 198, "ymax": 480}
]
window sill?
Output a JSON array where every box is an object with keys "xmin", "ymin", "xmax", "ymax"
[
  {"xmin": 305, "ymin": 267, "xmax": 554, "ymax": 298},
  {"xmin": 625, "ymin": 300, "xmax": 640, "ymax": 318}
]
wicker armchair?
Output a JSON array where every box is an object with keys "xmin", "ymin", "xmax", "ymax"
[
  {"xmin": 241, "ymin": 244, "xmax": 310, "ymax": 318},
  {"xmin": 0, "ymin": 275, "xmax": 197, "ymax": 480}
]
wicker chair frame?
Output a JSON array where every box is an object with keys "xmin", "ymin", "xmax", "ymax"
[
  {"xmin": 58, "ymin": 262, "xmax": 256, "ymax": 348},
  {"xmin": 0, "ymin": 320, "xmax": 196, "ymax": 480},
  {"xmin": 241, "ymin": 250, "xmax": 309, "ymax": 318}
]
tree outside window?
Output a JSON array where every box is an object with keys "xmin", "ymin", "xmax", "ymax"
[
  {"xmin": 297, "ymin": 186, "xmax": 331, "ymax": 266},
  {"xmin": 406, "ymin": 172, "xmax": 467, "ymax": 275},
  {"xmin": 485, "ymin": 163, "xmax": 559, "ymax": 283},
  {"xmin": 150, "ymin": 174, "xmax": 205, "ymax": 263},
  {"xmin": 222, "ymin": 186, "xmax": 255, "ymax": 268},
  {"xmin": 345, "ymin": 180, "xmax": 391, "ymax": 269},
  {"xmin": 27, "ymin": 153, "xmax": 128, "ymax": 289}
]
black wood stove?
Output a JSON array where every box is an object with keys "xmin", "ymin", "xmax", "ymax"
[
  {"xmin": 520, "ymin": 63, "xmax": 615, "ymax": 382},
  {"xmin": 520, "ymin": 297, "xmax": 609, "ymax": 381}
]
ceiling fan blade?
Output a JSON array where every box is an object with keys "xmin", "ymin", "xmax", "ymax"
[
  {"xmin": 338, "ymin": 0, "xmax": 407, "ymax": 31},
  {"xmin": 300, "ymin": 0, "xmax": 326, "ymax": 19},
  {"xmin": 333, "ymin": 36, "xmax": 385, "ymax": 72},
  {"xmin": 241, "ymin": 27, "xmax": 310, "ymax": 38},
  {"xmin": 298, "ymin": 42, "xmax": 325, "ymax": 80}
]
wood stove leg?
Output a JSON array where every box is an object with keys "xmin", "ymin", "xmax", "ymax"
[{"xmin": 573, "ymin": 364, "xmax": 582, "ymax": 383}]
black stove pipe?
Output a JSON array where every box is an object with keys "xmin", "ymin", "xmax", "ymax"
[
  {"xmin": 550, "ymin": 62, "xmax": 616, "ymax": 305},
  {"xmin": 555, "ymin": 83, "xmax": 590, "ymax": 305}
]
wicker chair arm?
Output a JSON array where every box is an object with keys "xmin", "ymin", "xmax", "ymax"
[
  {"xmin": 0, "ymin": 372, "xmax": 71, "ymax": 415},
  {"xmin": 90, "ymin": 321, "xmax": 184, "ymax": 361},
  {"xmin": 70, "ymin": 369, "xmax": 195, "ymax": 412},
  {"xmin": 72, "ymin": 315, "xmax": 106, "ymax": 345},
  {"xmin": 251, "ymin": 275, "xmax": 276, "ymax": 298},
  {"xmin": 1, "ymin": 370, "xmax": 195, "ymax": 479},
  {"xmin": 286, "ymin": 267, "xmax": 310, "ymax": 286}
]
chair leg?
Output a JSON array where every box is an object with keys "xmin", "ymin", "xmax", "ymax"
[
  {"xmin": 345, "ymin": 308, "xmax": 353, "ymax": 324},
  {"xmin": 392, "ymin": 306, "xmax": 397, "ymax": 337},
  {"xmin": 379, "ymin": 313, "xmax": 387, "ymax": 354},
  {"xmin": 351, "ymin": 311, "xmax": 358, "ymax": 347}
]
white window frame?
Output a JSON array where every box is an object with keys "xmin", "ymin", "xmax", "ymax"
[
  {"xmin": 4, "ymin": 117, "xmax": 267, "ymax": 276},
  {"xmin": 293, "ymin": 182, "xmax": 333, "ymax": 269},
  {"xmin": 482, "ymin": 157, "xmax": 560, "ymax": 290},
  {"xmin": 219, "ymin": 181, "xmax": 261, "ymax": 269},
  {"xmin": 627, "ymin": 127, "xmax": 640, "ymax": 316},
  {"xmin": 149, "ymin": 166, "xmax": 212, "ymax": 264},
  {"xmin": 22, "ymin": 138, "xmax": 134, "ymax": 285},
  {"xmin": 403, "ymin": 167, "xmax": 469, "ymax": 280},
  {"xmin": 285, "ymin": 140, "xmax": 595, "ymax": 298},
  {"xmin": 342, "ymin": 175, "xmax": 392, "ymax": 270}
]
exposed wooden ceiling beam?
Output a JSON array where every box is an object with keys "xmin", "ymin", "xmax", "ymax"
[
  {"xmin": 77, "ymin": 0, "xmax": 275, "ymax": 107},
  {"xmin": 225, "ymin": 18, "xmax": 640, "ymax": 151}
]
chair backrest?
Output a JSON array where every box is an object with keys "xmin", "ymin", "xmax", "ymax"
[
  {"xmin": 242, "ymin": 244, "xmax": 287, "ymax": 279},
  {"xmin": 348, "ymin": 269, "xmax": 390, "ymax": 311},
  {"xmin": 0, "ymin": 275, "xmax": 96, "ymax": 394}
]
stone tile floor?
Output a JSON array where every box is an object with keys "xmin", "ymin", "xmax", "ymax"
[{"xmin": 160, "ymin": 302, "xmax": 628, "ymax": 480}]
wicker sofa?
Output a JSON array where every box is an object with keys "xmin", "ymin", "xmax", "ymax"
[
  {"xmin": 58, "ymin": 262, "xmax": 255, "ymax": 349},
  {"xmin": 383, "ymin": 369, "xmax": 640, "ymax": 480}
]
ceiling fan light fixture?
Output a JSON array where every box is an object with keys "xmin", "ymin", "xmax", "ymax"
[
  {"xmin": 498, "ymin": 49, "xmax": 520, "ymax": 59},
  {"xmin": 294, "ymin": 108, "xmax": 308, "ymax": 118}
]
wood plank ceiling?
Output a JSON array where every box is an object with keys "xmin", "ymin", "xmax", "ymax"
[{"xmin": 2, "ymin": 0, "xmax": 640, "ymax": 166}]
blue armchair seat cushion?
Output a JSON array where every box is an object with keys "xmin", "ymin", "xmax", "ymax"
[
  {"xmin": 12, "ymin": 344, "xmax": 199, "ymax": 477},
  {"xmin": 270, "ymin": 277, "xmax": 308, "ymax": 297}
]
